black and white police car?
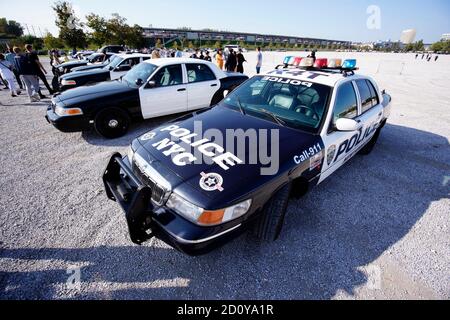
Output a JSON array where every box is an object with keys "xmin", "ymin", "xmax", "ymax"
[
  {"xmin": 55, "ymin": 52, "xmax": 114, "ymax": 76},
  {"xmin": 58, "ymin": 53, "xmax": 152, "ymax": 91},
  {"xmin": 46, "ymin": 58, "xmax": 248, "ymax": 138},
  {"xmin": 102, "ymin": 57, "xmax": 392, "ymax": 255}
]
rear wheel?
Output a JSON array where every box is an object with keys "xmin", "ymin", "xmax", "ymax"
[
  {"xmin": 253, "ymin": 183, "xmax": 292, "ymax": 241},
  {"xmin": 94, "ymin": 107, "xmax": 130, "ymax": 139}
]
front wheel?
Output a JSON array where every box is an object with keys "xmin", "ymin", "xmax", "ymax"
[
  {"xmin": 253, "ymin": 183, "xmax": 292, "ymax": 241},
  {"xmin": 94, "ymin": 108, "xmax": 130, "ymax": 139}
]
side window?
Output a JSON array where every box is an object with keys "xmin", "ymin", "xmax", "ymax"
[
  {"xmin": 152, "ymin": 65, "xmax": 183, "ymax": 87},
  {"xmin": 186, "ymin": 64, "xmax": 216, "ymax": 83},
  {"xmin": 356, "ymin": 80, "xmax": 373, "ymax": 114},
  {"xmin": 119, "ymin": 58, "xmax": 139, "ymax": 68},
  {"xmin": 332, "ymin": 82, "xmax": 358, "ymax": 125},
  {"xmin": 366, "ymin": 80, "xmax": 380, "ymax": 107}
]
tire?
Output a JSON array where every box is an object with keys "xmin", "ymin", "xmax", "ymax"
[
  {"xmin": 359, "ymin": 127, "xmax": 381, "ymax": 155},
  {"xmin": 94, "ymin": 107, "xmax": 130, "ymax": 139},
  {"xmin": 253, "ymin": 183, "xmax": 292, "ymax": 241}
]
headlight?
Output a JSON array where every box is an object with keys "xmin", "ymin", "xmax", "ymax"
[
  {"xmin": 55, "ymin": 106, "xmax": 83, "ymax": 117},
  {"xmin": 61, "ymin": 79, "xmax": 76, "ymax": 86},
  {"xmin": 166, "ymin": 193, "xmax": 252, "ymax": 226}
]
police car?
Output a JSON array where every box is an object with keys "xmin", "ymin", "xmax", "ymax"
[
  {"xmin": 55, "ymin": 52, "xmax": 114, "ymax": 76},
  {"xmin": 102, "ymin": 57, "xmax": 392, "ymax": 255},
  {"xmin": 46, "ymin": 58, "xmax": 248, "ymax": 138},
  {"xmin": 58, "ymin": 53, "xmax": 152, "ymax": 92}
]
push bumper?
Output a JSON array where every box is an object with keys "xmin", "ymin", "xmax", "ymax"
[
  {"xmin": 45, "ymin": 105, "xmax": 90, "ymax": 132},
  {"xmin": 102, "ymin": 154, "xmax": 244, "ymax": 255}
]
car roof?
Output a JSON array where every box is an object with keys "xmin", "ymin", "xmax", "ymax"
[
  {"xmin": 261, "ymin": 68, "xmax": 367, "ymax": 87},
  {"xmin": 143, "ymin": 58, "xmax": 227, "ymax": 79},
  {"xmin": 115, "ymin": 53, "xmax": 152, "ymax": 59}
]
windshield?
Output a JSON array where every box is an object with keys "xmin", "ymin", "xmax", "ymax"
[
  {"xmin": 122, "ymin": 63, "xmax": 158, "ymax": 88},
  {"xmin": 221, "ymin": 76, "xmax": 331, "ymax": 133},
  {"xmin": 106, "ymin": 55, "xmax": 122, "ymax": 69}
]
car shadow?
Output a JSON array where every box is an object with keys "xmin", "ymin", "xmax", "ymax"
[{"xmin": 1, "ymin": 124, "xmax": 448, "ymax": 300}]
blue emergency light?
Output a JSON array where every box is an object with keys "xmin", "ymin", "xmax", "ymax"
[
  {"xmin": 283, "ymin": 56, "xmax": 293, "ymax": 65},
  {"xmin": 342, "ymin": 59, "xmax": 357, "ymax": 69}
]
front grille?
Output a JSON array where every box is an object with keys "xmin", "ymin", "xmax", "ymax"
[{"xmin": 131, "ymin": 160, "xmax": 170, "ymax": 206}]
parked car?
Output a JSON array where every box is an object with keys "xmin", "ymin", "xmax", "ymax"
[
  {"xmin": 46, "ymin": 58, "xmax": 249, "ymax": 138},
  {"xmin": 55, "ymin": 53, "xmax": 114, "ymax": 76},
  {"xmin": 102, "ymin": 58, "xmax": 392, "ymax": 255},
  {"xmin": 58, "ymin": 53, "xmax": 151, "ymax": 91},
  {"xmin": 98, "ymin": 45, "xmax": 125, "ymax": 54}
]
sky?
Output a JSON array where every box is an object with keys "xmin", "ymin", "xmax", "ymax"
[{"xmin": 1, "ymin": 0, "xmax": 449, "ymax": 43}]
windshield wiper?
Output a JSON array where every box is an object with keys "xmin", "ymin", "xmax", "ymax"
[
  {"xmin": 258, "ymin": 109, "xmax": 287, "ymax": 127},
  {"xmin": 235, "ymin": 96, "xmax": 246, "ymax": 115}
]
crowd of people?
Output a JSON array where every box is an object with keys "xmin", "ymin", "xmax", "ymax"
[
  {"xmin": 415, "ymin": 53, "xmax": 439, "ymax": 62},
  {"xmin": 0, "ymin": 45, "xmax": 54, "ymax": 102},
  {"xmin": 147, "ymin": 46, "xmax": 264, "ymax": 75},
  {"xmin": 0, "ymin": 44, "xmax": 265, "ymax": 102}
]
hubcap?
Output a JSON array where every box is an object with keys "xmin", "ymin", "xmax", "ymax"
[{"xmin": 108, "ymin": 119, "xmax": 119, "ymax": 128}]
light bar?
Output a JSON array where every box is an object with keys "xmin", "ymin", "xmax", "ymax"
[
  {"xmin": 342, "ymin": 59, "xmax": 357, "ymax": 69},
  {"xmin": 283, "ymin": 56, "xmax": 293, "ymax": 65},
  {"xmin": 314, "ymin": 58, "xmax": 328, "ymax": 69},
  {"xmin": 293, "ymin": 57, "xmax": 303, "ymax": 66},
  {"xmin": 299, "ymin": 57, "xmax": 315, "ymax": 67},
  {"xmin": 327, "ymin": 59, "xmax": 342, "ymax": 68}
]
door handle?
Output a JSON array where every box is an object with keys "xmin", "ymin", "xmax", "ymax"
[
  {"xmin": 177, "ymin": 88, "xmax": 186, "ymax": 92},
  {"xmin": 211, "ymin": 84, "xmax": 218, "ymax": 87}
]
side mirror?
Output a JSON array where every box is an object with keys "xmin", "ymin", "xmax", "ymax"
[
  {"xmin": 335, "ymin": 118, "xmax": 360, "ymax": 132},
  {"xmin": 223, "ymin": 90, "xmax": 230, "ymax": 98},
  {"xmin": 146, "ymin": 80, "xmax": 156, "ymax": 88}
]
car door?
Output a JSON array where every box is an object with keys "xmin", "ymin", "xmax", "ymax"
[
  {"xmin": 185, "ymin": 63, "xmax": 221, "ymax": 111},
  {"xmin": 110, "ymin": 57, "xmax": 140, "ymax": 80},
  {"xmin": 139, "ymin": 64, "xmax": 188, "ymax": 119},
  {"xmin": 353, "ymin": 78, "xmax": 384, "ymax": 143},
  {"xmin": 319, "ymin": 80, "xmax": 361, "ymax": 183}
]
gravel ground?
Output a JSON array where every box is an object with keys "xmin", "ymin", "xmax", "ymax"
[{"xmin": 0, "ymin": 52, "xmax": 449, "ymax": 300}]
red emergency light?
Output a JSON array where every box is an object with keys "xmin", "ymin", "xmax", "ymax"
[
  {"xmin": 314, "ymin": 58, "xmax": 328, "ymax": 69},
  {"xmin": 293, "ymin": 57, "xmax": 303, "ymax": 66}
]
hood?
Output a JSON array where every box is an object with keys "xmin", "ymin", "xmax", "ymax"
[
  {"xmin": 60, "ymin": 68, "xmax": 109, "ymax": 80},
  {"xmin": 136, "ymin": 106, "xmax": 322, "ymax": 204},
  {"xmin": 58, "ymin": 60, "xmax": 87, "ymax": 68},
  {"xmin": 55, "ymin": 80, "xmax": 134, "ymax": 104},
  {"xmin": 72, "ymin": 64, "xmax": 107, "ymax": 72}
]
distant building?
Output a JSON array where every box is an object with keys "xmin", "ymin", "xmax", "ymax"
[
  {"xmin": 441, "ymin": 33, "xmax": 450, "ymax": 41},
  {"xmin": 400, "ymin": 29, "xmax": 417, "ymax": 44},
  {"xmin": 141, "ymin": 27, "xmax": 351, "ymax": 49}
]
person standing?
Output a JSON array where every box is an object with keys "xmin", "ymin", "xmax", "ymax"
[
  {"xmin": 175, "ymin": 48, "xmax": 183, "ymax": 58},
  {"xmin": 5, "ymin": 47, "xmax": 24, "ymax": 90},
  {"xmin": 204, "ymin": 51, "xmax": 212, "ymax": 62},
  {"xmin": 151, "ymin": 49, "xmax": 161, "ymax": 59},
  {"xmin": 256, "ymin": 47, "xmax": 263, "ymax": 74},
  {"xmin": 236, "ymin": 49, "xmax": 247, "ymax": 74},
  {"xmin": 225, "ymin": 48, "xmax": 237, "ymax": 72},
  {"xmin": 216, "ymin": 49, "xmax": 224, "ymax": 70},
  {"xmin": 25, "ymin": 44, "xmax": 54, "ymax": 97},
  {"xmin": 13, "ymin": 47, "xmax": 40, "ymax": 102},
  {"xmin": 0, "ymin": 53, "xmax": 20, "ymax": 97}
]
